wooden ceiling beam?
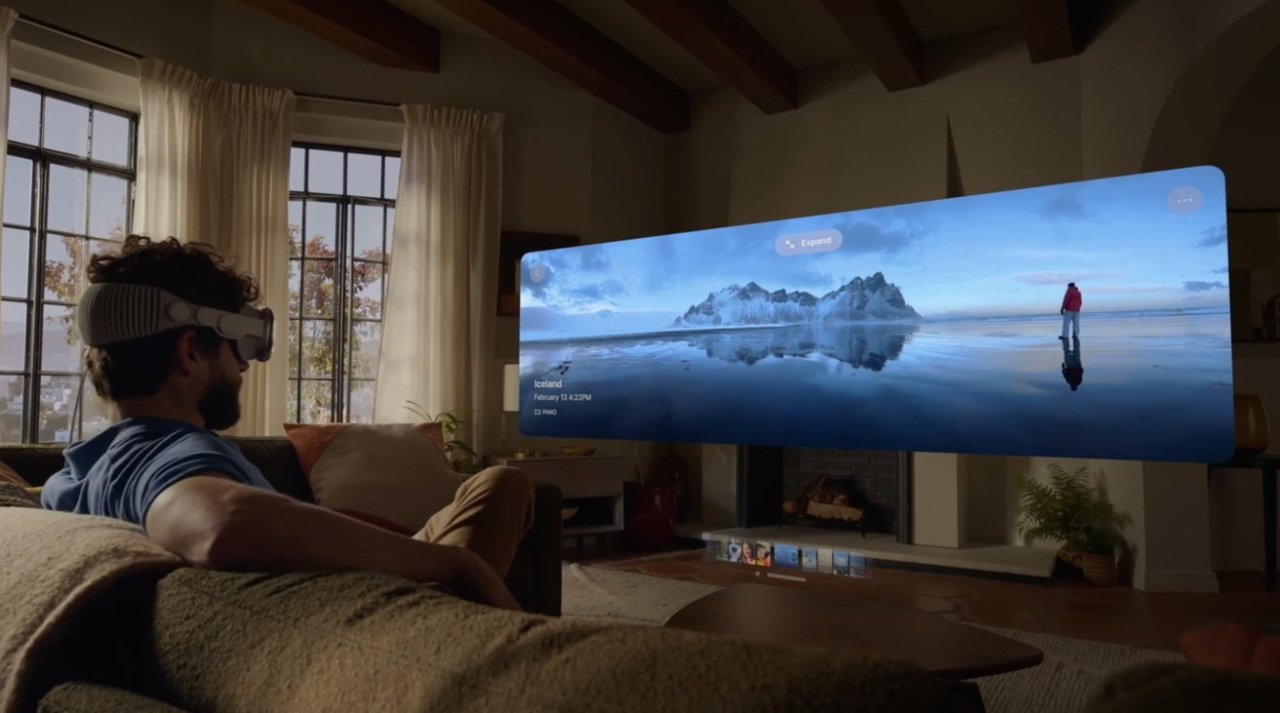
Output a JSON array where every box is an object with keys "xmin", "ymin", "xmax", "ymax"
[
  {"xmin": 624, "ymin": 0, "xmax": 796, "ymax": 114},
  {"xmin": 1018, "ymin": 0, "xmax": 1077, "ymax": 63},
  {"xmin": 818, "ymin": 0, "xmax": 925, "ymax": 91},
  {"xmin": 240, "ymin": 0, "xmax": 440, "ymax": 72},
  {"xmin": 432, "ymin": 0, "xmax": 689, "ymax": 133}
]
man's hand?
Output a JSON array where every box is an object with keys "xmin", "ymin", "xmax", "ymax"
[{"xmin": 452, "ymin": 549, "xmax": 521, "ymax": 611}]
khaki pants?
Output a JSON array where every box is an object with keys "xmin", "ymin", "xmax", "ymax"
[{"xmin": 413, "ymin": 466, "xmax": 534, "ymax": 578}]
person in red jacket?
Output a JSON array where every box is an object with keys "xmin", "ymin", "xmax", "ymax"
[{"xmin": 1060, "ymin": 282, "xmax": 1082, "ymax": 340}]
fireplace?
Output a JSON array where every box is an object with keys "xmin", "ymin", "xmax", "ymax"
[{"xmin": 736, "ymin": 446, "xmax": 912, "ymax": 543}]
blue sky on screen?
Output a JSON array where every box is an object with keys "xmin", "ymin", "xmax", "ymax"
[{"xmin": 521, "ymin": 166, "xmax": 1228, "ymax": 328}]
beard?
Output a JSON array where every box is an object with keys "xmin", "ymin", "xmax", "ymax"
[{"xmin": 198, "ymin": 367, "xmax": 242, "ymax": 431}]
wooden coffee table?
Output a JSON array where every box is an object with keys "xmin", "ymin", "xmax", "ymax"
[{"xmin": 665, "ymin": 583, "xmax": 1043, "ymax": 681}]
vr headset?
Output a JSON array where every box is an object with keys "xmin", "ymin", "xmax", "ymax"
[{"xmin": 77, "ymin": 283, "xmax": 274, "ymax": 362}]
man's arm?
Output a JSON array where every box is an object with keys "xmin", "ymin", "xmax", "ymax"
[{"xmin": 145, "ymin": 475, "xmax": 519, "ymax": 610}]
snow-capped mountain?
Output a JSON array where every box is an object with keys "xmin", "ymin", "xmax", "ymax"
[{"xmin": 672, "ymin": 272, "xmax": 921, "ymax": 327}]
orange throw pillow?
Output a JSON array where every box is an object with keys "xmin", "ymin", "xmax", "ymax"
[
  {"xmin": 1179, "ymin": 623, "xmax": 1280, "ymax": 677},
  {"xmin": 284, "ymin": 423, "xmax": 463, "ymax": 534}
]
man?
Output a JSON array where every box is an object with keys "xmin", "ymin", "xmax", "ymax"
[
  {"xmin": 1060, "ymin": 282, "xmax": 1083, "ymax": 340},
  {"xmin": 41, "ymin": 236, "xmax": 528, "ymax": 610}
]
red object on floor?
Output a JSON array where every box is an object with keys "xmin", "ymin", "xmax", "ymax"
[
  {"xmin": 624, "ymin": 483, "xmax": 678, "ymax": 549},
  {"xmin": 1179, "ymin": 623, "xmax": 1280, "ymax": 677}
]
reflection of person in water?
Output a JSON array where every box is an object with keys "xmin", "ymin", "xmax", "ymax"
[
  {"xmin": 1060, "ymin": 282, "xmax": 1083, "ymax": 340},
  {"xmin": 1062, "ymin": 336, "xmax": 1084, "ymax": 391}
]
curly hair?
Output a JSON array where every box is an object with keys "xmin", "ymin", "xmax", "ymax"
[{"xmin": 84, "ymin": 235, "xmax": 261, "ymax": 401}]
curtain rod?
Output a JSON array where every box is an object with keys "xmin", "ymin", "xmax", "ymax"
[
  {"xmin": 295, "ymin": 92, "xmax": 401, "ymax": 109},
  {"xmin": 16, "ymin": 14, "xmax": 405, "ymax": 111},
  {"xmin": 17, "ymin": 15, "xmax": 142, "ymax": 59}
]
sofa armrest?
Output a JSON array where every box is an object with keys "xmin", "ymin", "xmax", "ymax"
[{"xmin": 505, "ymin": 482, "xmax": 561, "ymax": 616}]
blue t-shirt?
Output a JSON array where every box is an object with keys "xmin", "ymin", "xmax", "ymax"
[{"xmin": 41, "ymin": 416, "xmax": 275, "ymax": 530}]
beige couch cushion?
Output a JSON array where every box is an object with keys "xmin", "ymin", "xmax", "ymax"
[
  {"xmin": 284, "ymin": 422, "xmax": 462, "ymax": 533},
  {"xmin": 0, "ymin": 507, "xmax": 182, "ymax": 713},
  {"xmin": 134, "ymin": 568, "xmax": 972, "ymax": 712}
]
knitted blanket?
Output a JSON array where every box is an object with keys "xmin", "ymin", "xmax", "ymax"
[{"xmin": 0, "ymin": 491, "xmax": 182, "ymax": 713}]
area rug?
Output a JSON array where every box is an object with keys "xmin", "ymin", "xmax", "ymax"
[{"xmin": 560, "ymin": 563, "xmax": 1182, "ymax": 713}]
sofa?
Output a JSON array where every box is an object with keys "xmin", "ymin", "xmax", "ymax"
[
  {"xmin": 0, "ymin": 481, "xmax": 979, "ymax": 713},
  {"xmin": 0, "ymin": 436, "xmax": 563, "ymax": 617}
]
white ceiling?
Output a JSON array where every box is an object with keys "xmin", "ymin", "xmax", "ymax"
[{"xmin": 388, "ymin": 0, "xmax": 1023, "ymax": 93}]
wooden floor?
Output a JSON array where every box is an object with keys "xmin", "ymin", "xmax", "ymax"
[{"xmin": 580, "ymin": 545, "xmax": 1280, "ymax": 652}]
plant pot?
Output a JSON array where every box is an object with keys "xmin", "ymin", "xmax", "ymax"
[{"xmin": 1079, "ymin": 551, "xmax": 1117, "ymax": 586}]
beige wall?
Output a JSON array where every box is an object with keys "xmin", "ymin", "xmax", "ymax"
[{"xmin": 912, "ymin": 453, "xmax": 966, "ymax": 548}]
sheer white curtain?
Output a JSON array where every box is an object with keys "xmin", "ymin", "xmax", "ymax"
[
  {"xmin": 374, "ymin": 105, "xmax": 503, "ymax": 455},
  {"xmin": 0, "ymin": 8, "xmax": 17, "ymax": 290},
  {"xmin": 134, "ymin": 58, "xmax": 294, "ymax": 436}
]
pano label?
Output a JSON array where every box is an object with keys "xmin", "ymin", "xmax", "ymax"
[{"xmin": 516, "ymin": 166, "xmax": 1234, "ymax": 464}]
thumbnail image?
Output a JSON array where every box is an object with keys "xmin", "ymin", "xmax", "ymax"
[
  {"xmin": 848, "ymin": 553, "xmax": 868, "ymax": 578},
  {"xmin": 742, "ymin": 541, "xmax": 758, "ymax": 566},
  {"xmin": 801, "ymin": 548, "xmax": 818, "ymax": 571},
  {"xmin": 817, "ymin": 548, "xmax": 834, "ymax": 573},
  {"xmin": 517, "ymin": 166, "xmax": 1234, "ymax": 463},
  {"xmin": 728, "ymin": 539, "xmax": 743, "ymax": 564},
  {"xmin": 833, "ymin": 551, "xmax": 850, "ymax": 577},
  {"xmin": 774, "ymin": 543, "xmax": 800, "ymax": 569},
  {"xmin": 756, "ymin": 542, "xmax": 774, "ymax": 568},
  {"xmin": 712, "ymin": 539, "xmax": 728, "ymax": 562}
]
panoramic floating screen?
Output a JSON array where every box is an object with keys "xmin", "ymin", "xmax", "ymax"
[{"xmin": 517, "ymin": 166, "xmax": 1234, "ymax": 463}]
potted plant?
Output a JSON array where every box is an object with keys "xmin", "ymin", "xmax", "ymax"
[
  {"xmin": 1015, "ymin": 463, "xmax": 1131, "ymax": 585},
  {"xmin": 403, "ymin": 401, "xmax": 482, "ymax": 473}
]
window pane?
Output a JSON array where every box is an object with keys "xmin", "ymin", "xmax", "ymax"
[
  {"xmin": 88, "ymin": 172, "xmax": 129, "ymax": 238},
  {"xmin": 44, "ymin": 98, "xmax": 90, "ymax": 157},
  {"xmin": 302, "ymin": 260, "xmax": 336, "ymax": 317},
  {"xmin": 43, "ymin": 234, "xmax": 85, "ymax": 303},
  {"xmin": 0, "ymin": 374, "xmax": 23, "ymax": 443},
  {"xmin": 47, "ymin": 164, "xmax": 89, "ymax": 235},
  {"xmin": 385, "ymin": 207, "xmax": 395, "ymax": 259},
  {"xmin": 87, "ymin": 237, "xmax": 122, "ymax": 262},
  {"xmin": 40, "ymin": 304, "xmax": 80, "ymax": 372},
  {"xmin": 300, "ymin": 379, "xmax": 332, "ymax": 424},
  {"xmin": 350, "ymin": 321, "xmax": 380, "ymax": 379},
  {"xmin": 90, "ymin": 110, "xmax": 131, "ymax": 167},
  {"xmin": 352, "ymin": 204, "xmax": 382, "ymax": 259},
  {"xmin": 1, "ymin": 301, "xmax": 26, "ymax": 370},
  {"xmin": 352, "ymin": 262, "xmax": 382, "ymax": 319},
  {"xmin": 384, "ymin": 157, "xmax": 400, "ymax": 200},
  {"xmin": 288, "ymin": 318, "xmax": 300, "ymax": 378},
  {"xmin": 2, "ymin": 230, "xmax": 29, "ymax": 298},
  {"xmin": 288, "ymin": 260, "xmax": 301, "ymax": 316},
  {"xmin": 8, "ymin": 87, "xmax": 40, "ymax": 146},
  {"xmin": 348, "ymin": 379, "xmax": 374, "ymax": 423},
  {"xmin": 347, "ymin": 153, "xmax": 381, "ymax": 198},
  {"xmin": 38, "ymin": 374, "xmax": 75, "ymax": 443},
  {"xmin": 288, "ymin": 200, "xmax": 302, "ymax": 257},
  {"xmin": 300, "ymin": 319, "xmax": 333, "ymax": 377},
  {"xmin": 287, "ymin": 379, "xmax": 299, "ymax": 423},
  {"xmin": 307, "ymin": 149, "xmax": 343, "ymax": 194},
  {"xmin": 303, "ymin": 201, "xmax": 336, "ymax": 257},
  {"xmin": 4, "ymin": 155, "xmax": 33, "ymax": 226},
  {"xmin": 289, "ymin": 146, "xmax": 305, "ymax": 192},
  {"xmin": 81, "ymin": 377, "xmax": 112, "ymax": 439}
]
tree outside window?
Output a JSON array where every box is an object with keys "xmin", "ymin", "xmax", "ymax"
[
  {"xmin": 288, "ymin": 144, "xmax": 398, "ymax": 424},
  {"xmin": 1, "ymin": 82, "xmax": 135, "ymax": 443}
]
